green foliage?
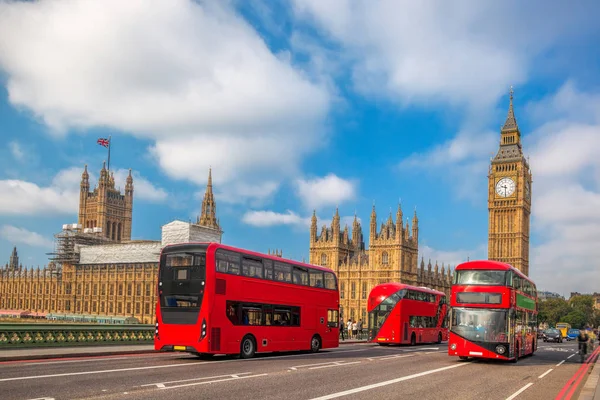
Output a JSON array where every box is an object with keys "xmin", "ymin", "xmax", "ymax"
[{"xmin": 539, "ymin": 295, "xmax": 599, "ymax": 329}]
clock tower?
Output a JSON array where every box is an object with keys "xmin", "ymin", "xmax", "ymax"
[{"xmin": 488, "ymin": 88, "xmax": 532, "ymax": 276}]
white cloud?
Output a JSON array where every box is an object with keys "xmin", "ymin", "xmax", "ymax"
[
  {"xmin": 292, "ymin": 0, "xmax": 597, "ymax": 112},
  {"xmin": 0, "ymin": 225, "xmax": 54, "ymax": 249},
  {"xmin": 9, "ymin": 141, "xmax": 24, "ymax": 161},
  {"xmin": 112, "ymin": 169, "xmax": 168, "ymax": 203},
  {"xmin": 0, "ymin": 0, "xmax": 331, "ymax": 202},
  {"xmin": 242, "ymin": 210, "xmax": 309, "ymax": 227},
  {"xmin": 296, "ymin": 174, "xmax": 357, "ymax": 210},
  {"xmin": 0, "ymin": 166, "xmax": 169, "ymax": 215}
]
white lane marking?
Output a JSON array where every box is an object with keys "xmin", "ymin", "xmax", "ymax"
[
  {"xmin": 140, "ymin": 372, "xmax": 253, "ymax": 388},
  {"xmin": 8, "ymin": 353, "xmax": 181, "ymax": 367},
  {"xmin": 0, "ymin": 346, "xmax": 372, "ymax": 382},
  {"xmin": 162, "ymin": 373, "xmax": 268, "ymax": 390},
  {"xmin": 26, "ymin": 398, "xmax": 55, "ymax": 400},
  {"xmin": 505, "ymin": 383, "xmax": 534, "ymax": 400},
  {"xmin": 538, "ymin": 369, "xmax": 553, "ymax": 379},
  {"xmin": 567, "ymin": 353, "xmax": 576, "ymax": 359},
  {"xmin": 309, "ymin": 361, "xmax": 361, "ymax": 370},
  {"xmin": 556, "ymin": 360, "xmax": 565, "ymax": 367},
  {"xmin": 366, "ymin": 354, "xmax": 415, "ymax": 361},
  {"xmin": 309, "ymin": 363, "xmax": 467, "ymax": 400}
]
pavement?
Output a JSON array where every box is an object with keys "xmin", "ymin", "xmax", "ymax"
[
  {"xmin": 577, "ymin": 345, "xmax": 600, "ymax": 400},
  {"xmin": 0, "ymin": 341, "xmax": 593, "ymax": 399}
]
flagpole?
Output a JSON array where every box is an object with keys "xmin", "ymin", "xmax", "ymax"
[{"xmin": 107, "ymin": 135, "xmax": 112, "ymax": 171}]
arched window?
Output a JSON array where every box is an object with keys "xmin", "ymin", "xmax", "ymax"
[
  {"xmin": 382, "ymin": 251, "xmax": 389, "ymax": 265},
  {"xmin": 321, "ymin": 253, "xmax": 328, "ymax": 266},
  {"xmin": 117, "ymin": 222, "xmax": 122, "ymax": 241}
]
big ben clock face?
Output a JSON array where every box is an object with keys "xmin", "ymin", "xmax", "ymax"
[{"xmin": 495, "ymin": 177, "xmax": 516, "ymax": 198}]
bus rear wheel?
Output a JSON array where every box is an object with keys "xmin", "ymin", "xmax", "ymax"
[
  {"xmin": 311, "ymin": 335, "xmax": 322, "ymax": 353},
  {"xmin": 240, "ymin": 335, "xmax": 256, "ymax": 359}
]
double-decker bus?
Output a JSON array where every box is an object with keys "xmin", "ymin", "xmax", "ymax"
[
  {"xmin": 155, "ymin": 243, "xmax": 340, "ymax": 358},
  {"xmin": 367, "ymin": 283, "xmax": 449, "ymax": 345},
  {"xmin": 556, "ymin": 322, "xmax": 571, "ymax": 339},
  {"xmin": 448, "ymin": 260, "xmax": 538, "ymax": 362}
]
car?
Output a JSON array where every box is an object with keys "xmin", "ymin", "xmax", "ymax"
[
  {"xmin": 543, "ymin": 328, "xmax": 563, "ymax": 343},
  {"xmin": 566, "ymin": 328, "xmax": 580, "ymax": 341}
]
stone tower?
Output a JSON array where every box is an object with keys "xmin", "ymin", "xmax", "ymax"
[
  {"xmin": 487, "ymin": 88, "xmax": 532, "ymax": 275},
  {"xmin": 197, "ymin": 168, "xmax": 222, "ymax": 234},
  {"xmin": 77, "ymin": 163, "xmax": 134, "ymax": 242},
  {"xmin": 8, "ymin": 246, "xmax": 19, "ymax": 271}
]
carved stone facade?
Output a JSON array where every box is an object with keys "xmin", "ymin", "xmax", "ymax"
[
  {"xmin": 1, "ymin": 168, "xmax": 221, "ymax": 324},
  {"xmin": 78, "ymin": 163, "xmax": 133, "ymax": 241},
  {"xmin": 488, "ymin": 89, "xmax": 532, "ymax": 276},
  {"xmin": 309, "ymin": 205, "xmax": 453, "ymax": 324}
]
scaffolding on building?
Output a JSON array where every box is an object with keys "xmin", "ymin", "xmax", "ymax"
[{"xmin": 47, "ymin": 224, "xmax": 112, "ymax": 272}]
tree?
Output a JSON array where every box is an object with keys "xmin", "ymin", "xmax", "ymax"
[
  {"xmin": 563, "ymin": 310, "xmax": 587, "ymax": 329},
  {"xmin": 569, "ymin": 295, "xmax": 596, "ymax": 327},
  {"xmin": 538, "ymin": 298, "xmax": 570, "ymax": 326}
]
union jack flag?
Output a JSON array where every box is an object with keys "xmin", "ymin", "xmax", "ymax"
[{"xmin": 97, "ymin": 138, "xmax": 110, "ymax": 148}]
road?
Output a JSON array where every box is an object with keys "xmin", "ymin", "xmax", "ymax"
[{"xmin": 0, "ymin": 341, "xmax": 590, "ymax": 400}]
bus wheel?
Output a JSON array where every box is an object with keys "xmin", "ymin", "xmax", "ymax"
[
  {"xmin": 240, "ymin": 335, "xmax": 256, "ymax": 359},
  {"xmin": 459, "ymin": 356, "xmax": 469, "ymax": 361},
  {"xmin": 437, "ymin": 333, "xmax": 442, "ymax": 344},
  {"xmin": 310, "ymin": 335, "xmax": 322, "ymax": 353},
  {"xmin": 411, "ymin": 333, "xmax": 416, "ymax": 346}
]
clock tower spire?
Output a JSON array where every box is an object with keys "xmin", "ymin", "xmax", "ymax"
[{"xmin": 487, "ymin": 88, "xmax": 532, "ymax": 276}]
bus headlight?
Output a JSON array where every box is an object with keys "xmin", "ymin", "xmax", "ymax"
[
  {"xmin": 450, "ymin": 343, "xmax": 457, "ymax": 350},
  {"xmin": 495, "ymin": 345, "xmax": 506, "ymax": 354},
  {"xmin": 201, "ymin": 318, "xmax": 207, "ymax": 340}
]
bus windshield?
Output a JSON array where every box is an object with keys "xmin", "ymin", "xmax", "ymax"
[
  {"xmin": 454, "ymin": 270, "xmax": 506, "ymax": 286},
  {"xmin": 159, "ymin": 251, "xmax": 206, "ymax": 325},
  {"xmin": 450, "ymin": 308, "xmax": 507, "ymax": 343},
  {"xmin": 368, "ymin": 289, "xmax": 406, "ymax": 339}
]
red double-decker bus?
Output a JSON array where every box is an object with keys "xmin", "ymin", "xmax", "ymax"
[
  {"xmin": 155, "ymin": 243, "xmax": 340, "ymax": 358},
  {"xmin": 448, "ymin": 260, "xmax": 538, "ymax": 362},
  {"xmin": 367, "ymin": 283, "xmax": 449, "ymax": 345}
]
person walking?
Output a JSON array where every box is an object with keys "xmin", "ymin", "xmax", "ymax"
[{"xmin": 339, "ymin": 316, "xmax": 345, "ymax": 340}]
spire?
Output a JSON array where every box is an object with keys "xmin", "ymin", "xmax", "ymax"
[
  {"xmin": 412, "ymin": 206, "xmax": 418, "ymax": 223},
  {"xmin": 9, "ymin": 246, "xmax": 18, "ymax": 271},
  {"xmin": 81, "ymin": 164, "xmax": 89, "ymax": 181},
  {"xmin": 197, "ymin": 168, "xmax": 220, "ymax": 231},
  {"xmin": 501, "ymin": 86, "xmax": 519, "ymax": 132},
  {"xmin": 109, "ymin": 171, "xmax": 115, "ymax": 188}
]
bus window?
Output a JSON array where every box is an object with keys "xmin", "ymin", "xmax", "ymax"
[
  {"xmin": 274, "ymin": 262, "xmax": 292, "ymax": 283},
  {"xmin": 293, "ymin": 267, "xmax": 309, "ymax": 286},
  {"xmin": 327, "ymin": 309, "xmax": 339, "ymax": 327},
  {"xmin": 309, "ymin": 270, "xmax": 325, "ymax": 288},
  {"xmin": 216, "ymin": 250, "xmax": 241, "ymax": 275},
  {"xmin": 263, "ymin": 259, "xmax": 273, "ymax": 280},
  {"xmin": 242, "ymin": 258, "xmax": 263, "ymax": 279},
  {"xmin": 324, "ymin": 272, "xmax": 337, "ymax": 290}
]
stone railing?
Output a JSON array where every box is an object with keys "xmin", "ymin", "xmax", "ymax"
[{"xmin": 0, "ymin": 323, "xmax": 154, "ymax": 348}]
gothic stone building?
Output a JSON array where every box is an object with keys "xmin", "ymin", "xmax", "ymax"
[
  {"xmin": 0, "ymin": 166, "xmax": 222, "ymax": 324},
  {"xmin": 309, "ymin": 205, "xmax": 453, "ymax": 324},
  {"xmin": 488, "ymin": 89, "xmax": 532, "ymax": 276}
]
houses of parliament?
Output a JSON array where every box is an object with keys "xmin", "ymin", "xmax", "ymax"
[
  {"xmin": 0, "ymin": 163, "xmax": 222, "ymax": 324},
  {"xmin": 1, "ymin": 89, "xmax": 532, "ymax": 326}
]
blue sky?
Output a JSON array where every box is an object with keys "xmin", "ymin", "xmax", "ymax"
[{"xmin": 0, "ymin": 0, "xmax": 599, "ymax": 297}]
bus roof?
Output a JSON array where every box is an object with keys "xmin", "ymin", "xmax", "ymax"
[
  {"xmin": 370, "ymin": 282, "xmax": 446, "ymax": 297},
  {"xmin": 454, "ymin": 259, "xmax": 532, "ymax": 283},
  {"xmin": 161, "ymin": 242, "xmax": 335, "ymax": 274}
]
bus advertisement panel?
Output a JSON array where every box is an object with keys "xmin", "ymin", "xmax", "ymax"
[
  {"xmin": 155, "ymin": 243, "xmax": 340, "ymax": 358},
  {"xmin": 368, "ymin": 283, "xmax": 448, "ymax": 345},
  {"xmin": 448, "ymin": 260, "xmax": 538, "ymax": 362}
]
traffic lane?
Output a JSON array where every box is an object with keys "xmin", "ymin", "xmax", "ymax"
[
  {"xmin": 0, "ymin": 343, "xmax": 378, "ymax": 380},
  {"xmin": 63, "ymin": 348, "xmax": 466, "ymax": 400},
  {"xmin": 382, "ymin": 342, "xmax": 581, "ymax": 400},
  {"xmin": 2, "ymin": 345, "xmax": 449, "ymax": 400},
  {"xmin": 0, "ymin": 345, "xmax": 436, "ymax": 398}
]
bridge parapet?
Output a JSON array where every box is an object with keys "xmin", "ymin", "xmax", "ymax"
[{"xmin": 0, "ymin": 323, "xmax": 154, "ymax": 348}]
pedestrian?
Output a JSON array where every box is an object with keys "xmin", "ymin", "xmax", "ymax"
[
  {"xmin": 357, "ymin": 320, "xmax": 363, "ymax": 339},
  {"xmin": 347, "ymin": 319, "xmax": 353, "ymax": 339},
  {"xmin": 352, "ymin": 320, "xmax": 358, "ymax": 338},
  {"xmin": 340, "ymin": 316, "xmax": 345, "ymax": 340}
]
